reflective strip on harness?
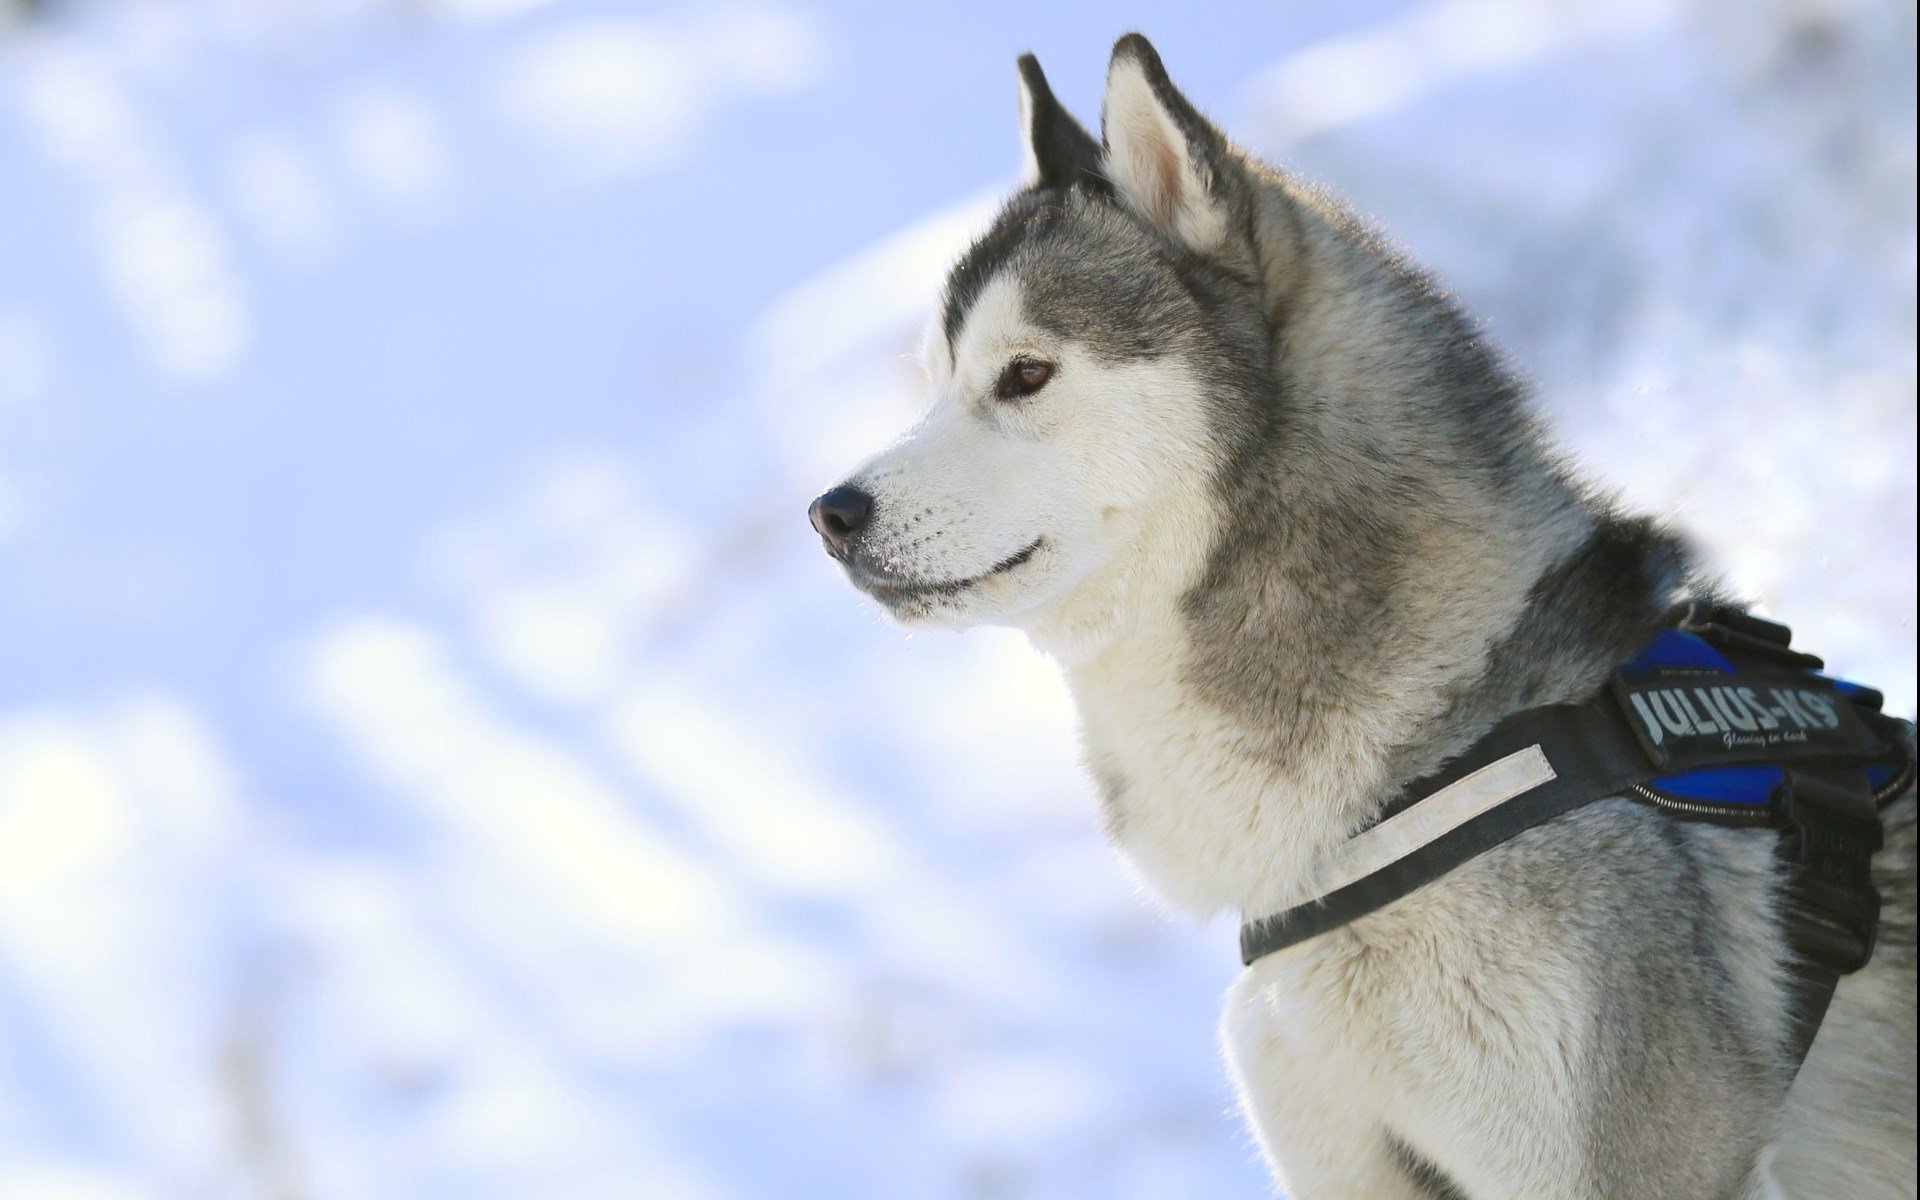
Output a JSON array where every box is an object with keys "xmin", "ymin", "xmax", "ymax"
[{"xmin": 1314, "ymin": 746, "xmax": 1557, "ymax": 897}]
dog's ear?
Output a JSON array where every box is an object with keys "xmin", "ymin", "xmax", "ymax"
[
  {"xmin": 1016, "ymin": 53, "xmax": 1102, "ymax": 191},
  {"xmin": 1100, "ymin": 34, "xmax": 1236, "ymax": 255}
]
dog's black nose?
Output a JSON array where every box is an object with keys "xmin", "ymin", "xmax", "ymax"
[{"xmin": 809, "ymin": 485, "xmax": 873, "ymax": 558}]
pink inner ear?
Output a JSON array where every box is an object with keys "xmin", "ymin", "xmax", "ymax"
[
  {"xmin": 1110, "ymin": 76, "xmax": 1195, "ymax": 229},
  {"xmin": 1144, "ymin": 134, "xmax": 1185, "ymax": 224},
  {"xmin": 1107, "ymin": 59, "xmax": 1216, "ymax": 239}
]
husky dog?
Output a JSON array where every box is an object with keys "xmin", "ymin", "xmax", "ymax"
[{"xmin": 807, "ymin": 34, "xmax": 1916, "ymax": 1199}]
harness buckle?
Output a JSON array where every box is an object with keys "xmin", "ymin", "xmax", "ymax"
[
  {"xmin": 1694, "ymin": 622, "xmax": 1827, "ymax": 671},
  {"xmin": 1690, "ymin": 604, "xmax": 1794, "ymax": 648},
  {"xmin": 1772, "ymin": 770, "xmax": 1883, "ymax": 975}
]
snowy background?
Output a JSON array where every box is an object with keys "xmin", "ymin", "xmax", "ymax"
[{"xmin": 0, "ymin": 1, "xmax": 1912, "ymax": 1197}]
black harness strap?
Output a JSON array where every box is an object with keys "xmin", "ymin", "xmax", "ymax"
[
  {"xmin": 1772, "ymin": 765, "xmax": 1893, "ymax": 1067},
  {"xmin": 1237, "ymin": 701, "xmax": 1646, "ymax": 956},
  {"xmin": 1239, "ymin": 615, "xmax": 1912, "ymax": 1075}
]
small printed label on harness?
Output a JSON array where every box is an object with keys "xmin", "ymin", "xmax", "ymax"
[
  {"xmin": 1612, "ymin": 672, "xmax": 1881, "ymax": 770},
  {"xmin": 1625, "ymin": 683, "xmax": 1837, "ymax": 746}
]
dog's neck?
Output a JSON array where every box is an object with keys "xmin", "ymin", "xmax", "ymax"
[
  {"xmin": 1037, "ymin": 450, "xmax": 1687, "ymax": 922},
  {"xmin": 1024, "ymin": 175, "xmax": 1693, "ymax": 920}
]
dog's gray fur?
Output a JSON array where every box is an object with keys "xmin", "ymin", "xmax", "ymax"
[{"xmin": 814, "ymin": 34, "xmax": 1916, "ymax": 1198}]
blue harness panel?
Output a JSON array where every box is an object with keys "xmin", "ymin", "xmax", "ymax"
[{"xmin": 1621, "ymin": 629, "xmax": 1893, "ymax": 809}]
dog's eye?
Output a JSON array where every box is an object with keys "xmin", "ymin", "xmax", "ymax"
[{"xmin": 995, "ymin": 358, "xmax": 1055, "ymax": 400}]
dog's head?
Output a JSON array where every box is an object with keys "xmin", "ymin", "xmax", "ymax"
[{"xmin": 809, "ymin": 36, "xmax": 1271, "ymax": 634}]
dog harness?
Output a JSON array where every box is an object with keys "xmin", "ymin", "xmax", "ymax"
[{"xmin": 1239, "ymin": 607, "xmax": 1914, "ymax": 1072}]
